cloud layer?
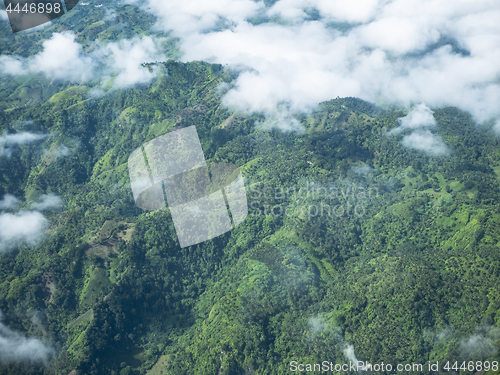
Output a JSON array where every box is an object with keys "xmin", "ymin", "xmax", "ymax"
[
  {"xmin": 124, "ymin": 0, "xmax": 500, "ymax": 130},
  {"xmin": 3, "ymin": 0, "xmax": 500, "ymax": 134},
  {"xmin": 0, "ymin": 310, "xmax": 53, "ymax": 364}
]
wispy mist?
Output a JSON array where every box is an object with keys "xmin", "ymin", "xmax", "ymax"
[
  {"xmin": 351, "ymin": 164, "xmax": 373, "ymax": 175},
  {"xmin": 0, "ymin": 310, "xmax": 53, "ymax": 364},
  {"xmin": 30, "ymin": 194, "xmax": 63, "ymax": 211},
  {"xmin": 343, "ymin": 344, "xmax": 366, "ymax": 370},
  {"xmin": 459, "ymin": 324, "xmax": 500, "ymax": 359},
  {"xmin": 307, "ymin": 315, "xmax": 329, "ymax": 334},
  {"xmin": 0, "ymin": 132, "xmax": 48, "ymax": 158}
]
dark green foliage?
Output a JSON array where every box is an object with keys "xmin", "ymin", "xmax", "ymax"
[{"xmin": 1, "ymin": 61, "xmax": 500, "ymax": 375}]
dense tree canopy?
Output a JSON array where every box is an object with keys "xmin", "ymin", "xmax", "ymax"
[{"xmin": 0, "ymin": 60, "xmax": 499, "ymax": 375}]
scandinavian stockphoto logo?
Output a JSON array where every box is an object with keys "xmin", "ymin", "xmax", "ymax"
[
  {"xmin": 4, "ymin": 0, "xmax": 79, "ymax": 33},
  {"xmin": 128, "ymin": 126, "xmax": 248, "ymax": 248}
]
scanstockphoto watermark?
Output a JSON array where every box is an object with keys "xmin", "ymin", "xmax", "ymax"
[{"xmin": 248, "ymin": 181, "xmax": 380, "ymax": 220}]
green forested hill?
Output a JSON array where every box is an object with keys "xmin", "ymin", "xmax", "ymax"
[{"xmin": 1, "ymin": 60, "xmax": 500, "ymax": 375}]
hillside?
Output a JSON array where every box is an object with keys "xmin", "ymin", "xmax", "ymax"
[{"xmin": 0, "ymin": 59, "xmax": 499, "ymax": 374}]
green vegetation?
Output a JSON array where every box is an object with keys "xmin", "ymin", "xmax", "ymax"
[{"xmin": 1, "ymin": 60, "xmax": 500, "ymax": 375}]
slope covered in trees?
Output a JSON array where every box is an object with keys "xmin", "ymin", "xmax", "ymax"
[{"xmin": 0, "ymin": 60, "xmax": 500, "ymax": 374}]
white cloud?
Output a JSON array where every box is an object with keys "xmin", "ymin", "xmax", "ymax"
[
  {"xmin": 121, "ymin": 0, "xmax": 500, "ymax": 130},
  {"xmin": 269, "ymin": 0, "xmax": 384, "ymax": 24},
  {"xmin": 0, "ymin": 132, "xmax": 47, "ymax": 145},
  {"xmin": 0, "ymin": 32, "xmax": 166, "ymax": 88},
  {"xmin": 0, "ymin": 211, "xmax": 48, "ymax": 253},
  {"xmin": 30, "ymin": 33, "xmax": 96, "ymax": 81},
  {"xmin": 99, "ymin": 36, "xmax": 166, "ymax": 88},
  {"xmin": 30, "ymin": 194, "xmax": 63, "ymax": 211},
  {"xmin": 267, "ymin": 0, "xmax": 309, "ymax": 22},
  {"xmin": 0, "ymin": 131, "xmax": 48, "ymax": 158},
  {"xmin": 0, "ymin": 55, "xmax": 25, "ymax": 75},
  {"xmin": 401, "ymin": 130, "xmax": 450, "ymax": 156},
  {"xmin": 133, "ymin": 0, "xmax": 263, "ymax": 35},
  {"xmin": 388, "ymin": 103, "xmax": 437, "ymax": 135},
  {"xmin": 0, "ymin": 194, "xmax": 19, "ymax": 210},
  {"xmin": 354, "ymin": 16, "xmax": 441, "ymax": 55},
  {"xmin": 0, "ymin": 310, "xmax": 53, "ymax": 364},
  {"xmin": 0, "ymin": 34, "xmax": 95, "ymax": 82}
]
